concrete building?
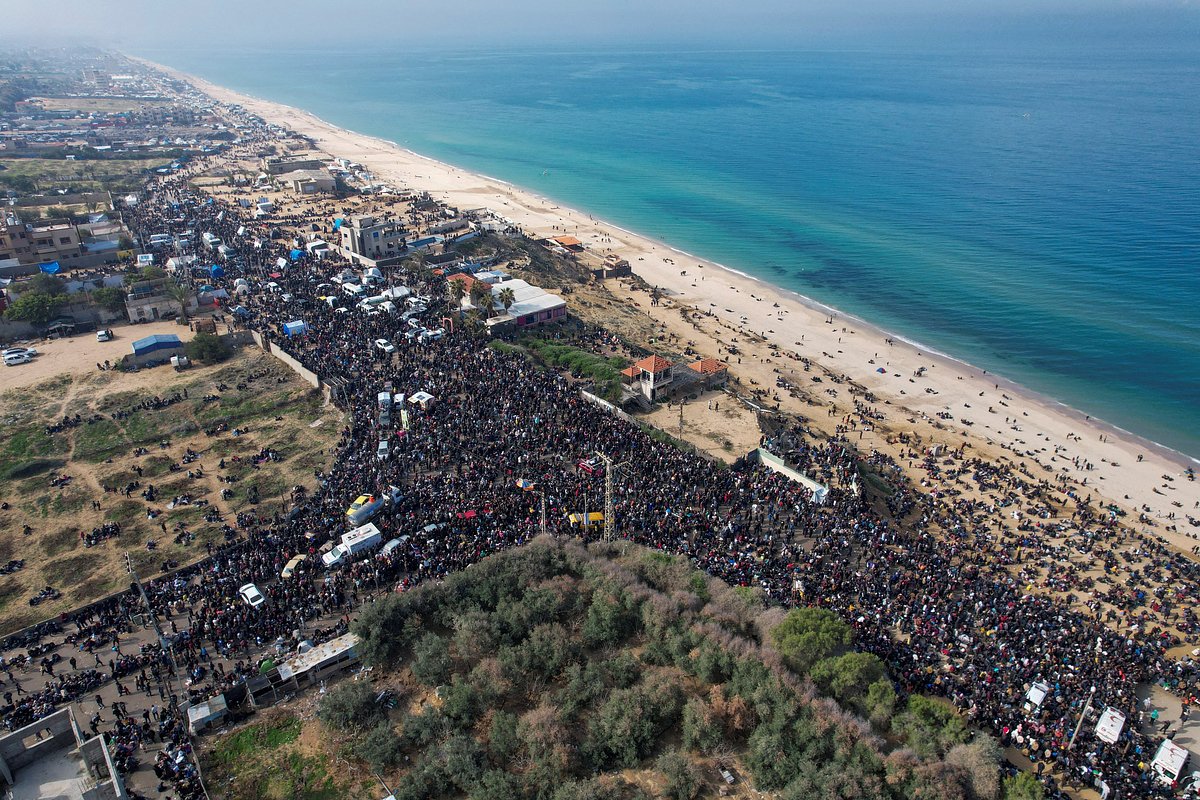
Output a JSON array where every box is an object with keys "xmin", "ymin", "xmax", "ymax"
[
  {"xmin": 278, "ymin": 168, "xmax": 335, "ymax": 194},
  {"xmin": 25, "ymin": 220, "xmax": 85, "ymax": 265},
  {"xmin": 0, "ymin": 214, "xmax": 33, "ymax": 264},
  {"xmin": 260, "ymin": 155, "xmax": 325, "ymax": 175},
  {"xmin": 125, "ymin": 279, "xmax": 187, "ymax": 322},
  {"xmin": 340, "ymin": 215, "xmax": 408, "ymax": 261},
  {"xmin": 0, "ymin": 707, "xmax": 128, "ymax": 800},
  {"xmin": 621, "ymin": 354, "xmax": 675, "ymax": 402}
]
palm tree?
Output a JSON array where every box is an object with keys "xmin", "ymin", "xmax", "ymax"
[
  {"xmin": 480, "ymin": 292, "xmax": 496, "ymax": 320},
  {"xmin": 497, "ymin": 286, "xmax": 516, "ymax": 317},
  {"xmin": 166, "ymin": 283, "xmax": 192, "ymax": 320},
  {"xmin": 448, "ymin": 278, "xmax": 466, "ymax": 314}
]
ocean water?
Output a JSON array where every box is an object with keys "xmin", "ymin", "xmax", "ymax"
[{"xmin": 144, "ymin": 45, "xmax": 1200, "ymax": 459}]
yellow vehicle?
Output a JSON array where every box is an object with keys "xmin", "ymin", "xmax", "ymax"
[
  {"xmin": 567, "ymin": 512, "xmax": 604, "ymax": 528},
  {"xmin": 281, "ymin": 554, "xmax": 308, "ymax": 579}
]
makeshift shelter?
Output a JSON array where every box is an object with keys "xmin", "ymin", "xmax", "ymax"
[
  {"xmin": 209, "ymin": 264, "xmax": 224, "ymax": 278},
  {"xmin": 409, "ymin": 391, "xmax": 435, "ymax": 410},
  {"xmin": 283, "ymin": 320, "xmax": 308, "ymax": 338},
  {"xmin": 289, "ymin": 249, "xmax": 304, "ymax": 261},
  {"xmin": 129, "ymin": 334, "xmax": 184, "ymax": 367}
]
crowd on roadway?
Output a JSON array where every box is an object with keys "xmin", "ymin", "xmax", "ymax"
[{"xmin": 2, "ymin": 147, "xmax": 1197, "ymax": 799}]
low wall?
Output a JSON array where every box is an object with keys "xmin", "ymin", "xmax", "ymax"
[
  {"xmin": 755, "ymin": 448, "xmax": 829, "ymax": 504},
  {"xmin": 264, "ymin": 340, "xmax": 321, "ymax": 389},
  {"xmin": 580, "ymin": 390, "xmax": 637, "ymax": 425}
]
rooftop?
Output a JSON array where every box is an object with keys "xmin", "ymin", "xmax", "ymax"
[{"xmin": 634, "ymin": 355, "xmax": 673, "ymax": 374}]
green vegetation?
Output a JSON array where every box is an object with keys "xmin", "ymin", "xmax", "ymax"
[
  {"xmin": 0, "ymin": 157, "xmax": 163, "ymax": 194},
  {"xmin": 3, "ymin": 291, "xmax": 66, "ymax": 324},
  {"xmin": 91, "ymin": 285, "xmax": 126, "ymax": 313},
  {"xmin": 302, "ymin": 538, "xmax": 1012, "ymax": 800},
  {"xmin": 186, "ymin": 333, "xmax": 232, "ymax": 363},
  {"xmin": 522, "ymin": 337, "xmax": 627, "ymax": 402}
]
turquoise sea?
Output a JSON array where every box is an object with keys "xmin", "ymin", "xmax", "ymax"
[{"xmin": 144, "ymin": 44, "xmax": 1200, "ymax": 459}]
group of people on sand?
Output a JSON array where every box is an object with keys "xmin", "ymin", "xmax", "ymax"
[{"xmin": 3, "ymin": 137, "xmax": 1198, "ymax": 800}]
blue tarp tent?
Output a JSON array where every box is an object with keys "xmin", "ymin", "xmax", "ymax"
[
  {"xmin": 283, "ymin": 320, "xmax": 308, "ymax": 337},
  {"xmin": 332, "ymin": 218, "xmax": 344, "ymax": 231},
  {"xmin": 39, "ymin": 261, "xmax": 61, "ymax": 274},
  {"xmin": 210, "ymin": 265, "xmax": 224, "ymax": 278},
  {"xmin": 231, "ymin": 305, "xmax": 250, "ymax": 318},
  {"xmin": 131, "ymin": 333, "xmax": 182, "ymax": 357},
  {"xmin": 199, "ymin": 284, "xmax": 216, "ymax": 292},
  {"xmin": 289, "ymin": 249, "xmax": 304, "ymax": 261}
]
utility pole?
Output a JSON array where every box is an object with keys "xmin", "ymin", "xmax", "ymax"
[
  {"xmin": 540, "ymin": 492, "xmax": 547, "ymax": 538},
  {"xmin": 678, "ymin": 401, "xmax": 685, "ymax": 438},
  {"xmin": 594, "ymin": 451, "xmax": 628, "ymax": 543},
  {"xmin": 1067, "ymin": 686, "xmax": 1096, "ymax": 751},
  {"xmin": 125, "ymin": 554, "xmax": 212, "ymax": 800}
]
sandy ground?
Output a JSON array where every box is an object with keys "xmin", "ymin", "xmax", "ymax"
[
  {"xmin": 0, "ymin": 320, "xmax": 195, "ymax": 391},
  {"xmin": 141, "ymin": 60, "xmax": 1200, "ymax": 557}
]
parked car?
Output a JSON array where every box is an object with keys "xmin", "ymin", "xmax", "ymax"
[
  {"xmin": 2, "ymin": 347, "xmax": 36, "ymax": 358},
  {"xmin": 377, "ymin": 439, "xmax": 391, "ymax": 460},
  {"xmin": 238, "ymin": 583, "xmax": 266, "ymax": 608},
  {"xmin": 281, "ymin": 554, "xmax": 308, "ymax": 579},
  {"xmin": 378, "ymin": 536, "xmax": 410, "ymax": 559},
  {"xmin": 96, "ymin": 329, "xmax": 113, "ymax": 342},
  {"xmin": 3, "ymin": 352, "xmax": 33, "ymax": 367}
]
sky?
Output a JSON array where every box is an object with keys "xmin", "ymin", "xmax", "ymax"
[{"xmin": 3, "ymin": 0, "xmax": 1197, "ymax": 49}]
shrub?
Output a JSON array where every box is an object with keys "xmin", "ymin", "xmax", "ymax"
[
  {"xmin": 358, "ymin": 722, "xmax": 404, "ymax": 771},
  {"xmin": 657, "ymin": 749, "xmax": 703, "ymax": 800},
  {"xmin": 892, "ymin": 695, "xmax": 969, "ymax": 758},
  {"xmin": 317, "ymin": 681, "xmax": 386, "ymax": 731},
  {"xmin": 770, "ymin": 607, "xmax": 852, "ymax": 675},
  {"xmin": 411, "ymin": 632, "xmax": 451, "ymax": 686},
  {"xmin": 185, "ymin": 332, "xmax": 231, "ymax": 363}
]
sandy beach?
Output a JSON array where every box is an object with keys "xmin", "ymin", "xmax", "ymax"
[{"xmin": 140, "ymin": 58, "xmax": 1200, "ymax": 556}]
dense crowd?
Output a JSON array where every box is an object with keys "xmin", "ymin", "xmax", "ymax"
[{"xmin": 3, "ymin": 148, "xmax": 1197, "ymax": 799}]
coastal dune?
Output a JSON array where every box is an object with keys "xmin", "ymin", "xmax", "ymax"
[{"xmin": 143, "ymin": 59, "xmax": 1199, "ymax": 554}]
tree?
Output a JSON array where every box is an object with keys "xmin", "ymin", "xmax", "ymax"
[
  {"xmin": 657, "ymin": 749, "xmax": 702, "ymax": 800},
  {"xmin": 1002, "ymin": 772, "xmax": 1045, "ymax": 800},
  {"xmin": 944, "ymin": 738, "xmax": 1003, "ymax": 800},
  {"xmin": 411, "ymin": 632, "xmax": 451, "ymax": 686},
  {"xmin": 480, "ymin": 292, "xmax": 496, "ymax": 320},
  {"xmin": 28, "ymin": 273, "xmax": 66, "ymax": 295},
  {"xmin": 166, "ymin": 282, "xmax": 191, "ymax": 320},
  {"xmin": 770, "ymin": 607, "xmax": 852, "ymax": 675},
  {"xmin": 358, "ymin": 722, "xmax": 404, "ymax": 771},
  {"xmin": 497, "ymin": 286, "xmax": 516, "ymax": 316},
  {"xmin": 448, "ymin": 277, "xmax": 467, "ymax": 311},
  {"xmin": 4, "ymin": 292, "xmax": 65, "ymax": 325},
  {"xmin": 140, "ymin": 264, "xmax": 166, "ymax": 281},
  {"xmin": 185, "ymin": 333, "xmax": 231, "ymax": 363},
  {"xmin": 91, "ymin": 285, "xmax": 126, "ymax": 314},
  {"xmin": 317, "ymin": 681, "xmax": 387, "ymax": 731},
  {"xmin": 810, "ymin": 652, "xmax": 885, "ymax": 706},
  {"xmin": 892, "ymin": 695, "xmax": 969, "ymax": 758}
]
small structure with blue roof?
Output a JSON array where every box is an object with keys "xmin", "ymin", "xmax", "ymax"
[{"xmin": 128, "ymin": 333, "xmax": 185, "ymax": 367}]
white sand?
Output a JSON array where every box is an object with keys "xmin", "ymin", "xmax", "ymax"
[{"xmin": 141, "ymin": 60, "xmax": 1200, "ymax": 554}]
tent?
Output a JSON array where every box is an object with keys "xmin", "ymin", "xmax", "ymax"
[
  {"xmin": 289, "ymin": 249, "xmax": 304, "ymax": 261},
  {"xmin": 39, "ymin": 261, "xmax": 61, "ymax": 274},
  {"xmin": 332, "ymin": 218, "xmax": 344, "ymax": 231},
  {"xmin": 283, "ymin": 320, "xmax": 308, "ymax": 338},
  {"xmin": 231, "ymin": 305, "xmax": 250, "ymax": 317},
  {"xmin": 210, "ymin": 265, "xmax": 224, "ymax": 278}
]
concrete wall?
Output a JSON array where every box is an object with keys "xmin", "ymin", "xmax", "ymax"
[
  {"xmin": 264, "ymin": 339, "xmax": 321, "ymax": 389},
  {"xmin": 581, "ymin": 390, "xmax": 637, "ymax": 426},
  {"xmin": 0, "ymin": 708, "xmax": 77, "ymax": 780},
  {"xmin": 756, "ymin": 448, "xmax": 829, "ymax": 504}
]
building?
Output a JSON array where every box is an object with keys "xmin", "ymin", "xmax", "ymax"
[
  {"xmin": 261, "ymin": 155, "xmax": 325, "ymax": 175},
  {"xmin": 125, "ymin": 279, "xmax": 187, "ymax": 322},
  {"xmin": 0, "ymin": 707, "xmax": 128, "ymax": 800},
  {"xmin": 278, "ymin": 168, "xmax": 335, "ymax": 194},
  {"xmin": 622, "ymin": 355, "xmax": 674, "ymax": 402},
  {"xmin": 458, "ymin": 276, "xmax": 567, "ymax": 329},
  {"xmin": 687, "ymin": 357, "xmax": 729, "ymax": 389},
  {"xmin": 339, "ymin": 215, "xmax": 408, "ymax": 262},
  {"xmin": 25, "ymin": 220, "xmax": 85, "ymax": 265},
  {"xmin": 128, "ymin": 333, "xmax": 184, "ymax": 366},
  {"xmin": 0, "ymin": 214, "xmax": 33, "ymax": 264}
]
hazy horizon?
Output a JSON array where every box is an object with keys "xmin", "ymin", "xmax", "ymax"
[{"xmin": 3, "ymin": 1, "xmax": 1198, "ymax": 51}]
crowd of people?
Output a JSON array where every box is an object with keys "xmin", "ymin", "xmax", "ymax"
[{"xmin": 3, "ymin": 132, "xmax": 1197, "ymax": 800}]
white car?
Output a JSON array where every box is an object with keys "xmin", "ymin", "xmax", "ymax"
[
  {"xmin": 376, "ymin": 439, "xmax": 391, "ymax": 460},
  {"xmin": 374, "ymin": 338, "xmax": 396, "ymax": 354},
  {"xmin": 238, "ymin": 583, "xmax": 266, "ymax": 608},
  {"xmin": 96, "ymin": 330, "xmax": 113, "ymax": 342},
  {"xmin": 2, "ymin": 347, "xmax": 36, "ymax": 358},
  {"xmin": 3, "ymin": 352, "xmax": 32, "ymax": 367},
  {"xmin": 378, "ymin": 536, "xmax": 409, "ymax": 559}
]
